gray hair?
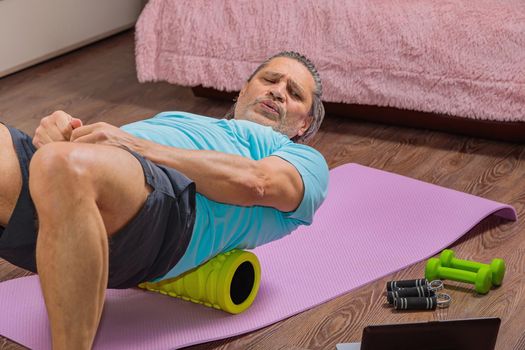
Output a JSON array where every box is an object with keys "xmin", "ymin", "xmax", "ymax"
[{"xmin": 225, "ymin": 51, "xmax": 325, "ymax": 144}]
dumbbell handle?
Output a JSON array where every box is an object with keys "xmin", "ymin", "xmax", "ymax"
[
  {"xmin": 447, "ymin": 257, "xmax": 486, "ymax": 272},
  {"xmin": 437, "ymin": 266, "xmax": 479, "ymax": 284}
]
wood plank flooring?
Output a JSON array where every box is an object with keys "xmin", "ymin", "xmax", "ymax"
[{"xmin": 0, "ymin": 31, "xmax": 524, "ymax": 350}]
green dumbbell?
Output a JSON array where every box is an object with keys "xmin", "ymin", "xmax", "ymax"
[
  {"xmin": 425, "ymin": 258, "xmax": 493, "ymax": 294},
  {"xmin": 440, "ymin": 249, "xmax": 506, "ymax": 286}
]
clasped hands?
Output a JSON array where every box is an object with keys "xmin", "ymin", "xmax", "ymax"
[{"xmin": 33, "ymin": 110, "xmax": 138, "ymax": 150}]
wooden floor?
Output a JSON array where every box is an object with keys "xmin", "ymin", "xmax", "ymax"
[{"xmin": 0, "ymin": 31, "xmax": 524, "ymax": 350}]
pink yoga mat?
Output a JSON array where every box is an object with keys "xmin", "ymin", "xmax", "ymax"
[{"xmin": 0, "ymin": 163, "xmax": 516, "ymax": 350}]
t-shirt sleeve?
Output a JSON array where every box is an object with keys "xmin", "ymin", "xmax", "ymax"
[{"xmin": 271, "ymin": 142, "xmax": 329, "ymax": 225}]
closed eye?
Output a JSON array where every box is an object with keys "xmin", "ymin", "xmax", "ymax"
[{"xmin": 289, "ymin": 89, "xmax": 302, "ymax": 100}]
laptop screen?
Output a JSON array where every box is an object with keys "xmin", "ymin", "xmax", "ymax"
[{"xmin": 360, "ymin": 317, "xmax": 500, "ymax": 350}]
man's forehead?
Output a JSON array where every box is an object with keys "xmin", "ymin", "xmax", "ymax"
[{"xmin": 259, "ymin": 57, "xmax": 315, "ymax": 92}]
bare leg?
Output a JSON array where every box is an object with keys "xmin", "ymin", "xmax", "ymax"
[
  {"xmin": 0, "ymin": 124, "xmax": 22, "ymax": 228},
  {"xmin": 29, "ymin": 142, "xmax": 151, "ymax": 350}
]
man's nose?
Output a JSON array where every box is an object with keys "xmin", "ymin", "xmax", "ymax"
[{"xmin": 269, "ymin": 84, "xmax": 285, "ymax": 102}]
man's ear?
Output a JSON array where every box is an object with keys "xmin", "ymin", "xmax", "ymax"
[{"xmin": 296, "ymin": 115, "xmax": 313, "ymax": 137}]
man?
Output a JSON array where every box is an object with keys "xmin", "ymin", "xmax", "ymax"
[{"xmin": 0, "ymin": 51, "xmax": 328, "ymax": 349}]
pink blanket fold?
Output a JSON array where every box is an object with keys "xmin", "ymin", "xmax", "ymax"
[
  {"xmin": 135, "ymin": 0, "xmax": 525, "ymax": 122},
  {"xmin": 0, "ymin": 163, "xmax": 517, "ymax": 350}
]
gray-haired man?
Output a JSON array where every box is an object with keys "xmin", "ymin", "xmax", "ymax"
[{"xmin": 0, "ymin": 51, "xmax": 328, "ymax": 349}]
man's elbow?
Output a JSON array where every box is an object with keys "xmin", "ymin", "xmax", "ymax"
[
  {"xmin": 247, "ymin": 176, "xmax": 301, "ymax": 212},
  {"xmin": 235, "ymin": 168, "xmax": 271, "ymax": 207},
  {"xmin": 244, "ymin": 174, "xmax": 267, "ymax": 206}
]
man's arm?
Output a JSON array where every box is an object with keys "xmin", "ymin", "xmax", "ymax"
[
  {"xmin": 142, "ymin": 143, "xmax": 303, "ymax": 211},
  {"xmin": 71, "ymin": 122, "xmax": 304, "ymax": 212}
]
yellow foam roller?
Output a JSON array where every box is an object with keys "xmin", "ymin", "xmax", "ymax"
[{"xmin": 138, "ymin": 249, "xmax": 261, "ymax": 314}]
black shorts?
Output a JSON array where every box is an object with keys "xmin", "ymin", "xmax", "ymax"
[{"xmin": 0, "ymin": 125, "xmax": 196, "ymax": 289}]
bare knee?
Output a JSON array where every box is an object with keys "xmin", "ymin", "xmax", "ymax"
[
  {"xmin": 29, "ymin": 143, "xmax": 97, "ymax": 210},
  {"xmin": 29, "ymin": 142, "xmax": 150, "ymax": 235}
]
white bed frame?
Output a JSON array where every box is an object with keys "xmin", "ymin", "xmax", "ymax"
[{"xmin": 0, "ymin": 0, "xmax": 145, "ymax": 78}]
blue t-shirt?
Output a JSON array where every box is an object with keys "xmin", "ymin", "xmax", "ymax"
[{"xmin": 121, "ymin": 111, "xmax": 329, "ymax": 280}]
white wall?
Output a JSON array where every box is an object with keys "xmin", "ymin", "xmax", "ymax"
[{"xmin": 0, "ymin": 0, "xmax": 145, "ymax": 77}]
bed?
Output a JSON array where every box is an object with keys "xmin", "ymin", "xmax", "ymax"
[{"xmin": 134, "ymin": 0, "xmax": 525, "ymax": 142}]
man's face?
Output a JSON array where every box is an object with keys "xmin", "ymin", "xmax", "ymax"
[{"xmin": 234, "ymin": 57, "xmax": 315, "ymax": 139}]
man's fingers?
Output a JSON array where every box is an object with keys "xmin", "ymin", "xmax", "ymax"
[
  {"xmin": 55, "ymin": 115, "xmax": 75, "ymax": 140},
  {"xmin": 32, "ymin": 128, "xmax": 54, "ymax": 149},
  {"xmin": 71, "ymin": 134, "xmax": 98, "ymax": 144},
  {"xmin": 70, "ymin": 118, "xmax": 83, "ymax": 129},
  {"xmin": 35, "ymin": 122, "xmax": 64, "ymax": 141},
  {"xmin": 51, "ymin": 110, "xmax": 72, "ymax": 119},
  {"xmin": 70, "ymin": 124, "xmax": 97, "ymax": 141}
]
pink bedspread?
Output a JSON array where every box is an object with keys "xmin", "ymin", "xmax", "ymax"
[{"xmin": 135, "ymin": 0, "xmax": 525, "ymax": 122}]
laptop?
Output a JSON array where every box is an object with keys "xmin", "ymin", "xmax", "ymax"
[{"xmin": 336, "ymin": 317, "xmax": 501, "ymax": 350}]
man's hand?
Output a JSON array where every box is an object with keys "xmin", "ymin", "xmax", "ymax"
[
  {"xmin": 33, "ymin": 110, "xmax": 83, "ymax": 149},
  {"xmin": 71, "ymin": 122, "xmax": 144, "ymax": 152}
]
